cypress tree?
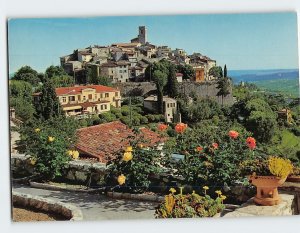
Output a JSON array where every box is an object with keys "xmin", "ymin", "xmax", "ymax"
[
  {"xmin": 224, "ymin": 64, "xmax": 227, "ymax": 78},
  {"xmin": 165, "ymin": 65, "xmax": 178, "ymax": 98},
  {"xmin": 35, "ymin": 81, "xmax": 63, "ymax": 120}
]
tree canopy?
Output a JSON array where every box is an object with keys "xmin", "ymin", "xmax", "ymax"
[
  {"xmin": 209, "ymin": 66, "xmax": 223, "ymax": 79},
  {"xmin": 12, "ymin": 66, "xmax": 40, "ymax": 86}
]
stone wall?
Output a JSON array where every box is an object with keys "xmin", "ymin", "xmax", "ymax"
[
  {"xmin": 11, "ymin": 155, "xmax": 107, "ymax": 187},
  {"xmin": 115, "ymin": 81, "xmax": 234, "ymax": 106}
]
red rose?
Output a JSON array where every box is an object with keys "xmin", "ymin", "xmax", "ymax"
[
  {"xmin": 212, "ymin": 143, "xmax": 219, "ymax": 149},
  {"xmin": 175, "ymin": 123, "xmax": 187, "ymax": 134},
  {"xmin": 246, "ymin": 137, "xmax": 256, "ymax": 150},
  {"xmin": 196, "ymin": 146, "xmax": 203, "ymax": 152},
  {"xmin": 229, "ymin": 130, "xmax": 239, "ymax": 139},
  {"xmin": 158, "ymin": 123, "xmax": 168, "ymax": 131}
]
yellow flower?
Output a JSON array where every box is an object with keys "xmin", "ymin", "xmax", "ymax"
[
  {"xmin": 179, "ymin": 186, "xmax": 184, "ymax": 195},
  {"xmin": 203, "ymin": 186, "xmax": 209, "ymax": 195},
  {"xmin": 125, "ymin": 146, "xmax": 133, "ymax": 152},
  {"xmin": 169, "ymin": 188, "xmax": 176, "ymax": 194},
  {"xmin": 29, "ymin": 158, "xmax": 37, "ymax": 166},
  {"xmin": 165, "ymin": 194, "xmax": 175, "ymax": 214},
  {"xmin": 220, "ymin": 195, "xmax": 227, "ymax": 200},
  {"xmin": 67, "ymin": 150, "xmax": 73, "ymax": 156},
  {"xmin": 215, "ymin": 190, "xmax": 222, "ymax": 196},
  {"xmin": 72, "ymin": 150, "xmax": 79, "ymax": 160},
  {"xmin": 48, "ymin": 136, "xmax": 55, "ymax": 142},
  {"xmin": 138, "ymin": 144, "xmax": 144, "ymax": 149},
  {"xmin": 117, "ymin": 174, "xmax": 126, "ymax": 185},
  {"xmin": 123, "ymin": 151, "xmax": 133, "ymax": 162},
  {"xmin": 35, "ymin": 128, "xmax": 41, "ymax": 133}
]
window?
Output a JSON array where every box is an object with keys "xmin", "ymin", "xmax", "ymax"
[
  {"xmin": 119, "ymin": 70, "xmax": 123, "ymax": 73},
  {"xmin": 78, "ymin": 95, "xmax": 81, "ymax": 101},
  {"xmin": 94, "ymin": 94, "xmax": 97, "ymax": 99},
  {"xmin": 100, "ymin": 93, "xmax": 103, "ymax": 98},
  {"xmin": 105, "ymin": 93, "xmax": 109, "ymax": 98},
  {"xmin": 62, "ymin": 97, "xmax": 66, "ymax": 102},
  {"xmin": 88, "ymin": 94, "xmax": 92, "ymax": 100},
  {"xmin": 101, "ymin": 105, "xmax": 103, "ymax": 110},
  {"xmin": 167, "ymin": 103, "xmax": 170, "ymax": 108},
  {"xmin": 69, "ymin": 96, "xmax": 75, "ymax": 102},
  {"xmin": 83, "ymin": 96, "xmax": 86, "ymax": 101},
  {"xmin": 104, "ymin": 105, "xmax": 107, "ymax": 110}
]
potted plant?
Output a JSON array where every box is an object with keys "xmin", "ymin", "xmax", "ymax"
[{"xmin": 243, "ymin": 156, "xmax": 293, "ymax": 206}]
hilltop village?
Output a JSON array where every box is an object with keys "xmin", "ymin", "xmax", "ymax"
[
  {"xmin": 39, "ymin": 26, "xmax": 231, "ymax": 123},
  {"xmin": 60, "ymin": 26, "xmax": 217, "ymax": 84}
]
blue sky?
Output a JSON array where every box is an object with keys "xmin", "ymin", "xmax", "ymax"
[{"xmin": 8, "ymin": 12, "xmax": 299, "ymax": 73}]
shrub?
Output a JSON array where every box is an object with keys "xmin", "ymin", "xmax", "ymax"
[
  {"xmin": 20, "ymin": 116, "xmax": 78, "ymax": 180},
  {"xmin": 105, "ymin": 129, "xmax": 162, "ymax": 193},
  {"xmin": 140, "ymin": 116, "xmax": 148, "ymax": 124},
  {"xmin": 155, "ymin": 189, "xmax": 225, "ymax": 218},
  {"xmin": 99, "ymin": 112, "xmax": 117, "ymax": 123}
]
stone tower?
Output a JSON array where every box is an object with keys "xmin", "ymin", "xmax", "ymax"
[{"xmin": 138, "ymin": 26, "xmax": 147, "ymax": 44}]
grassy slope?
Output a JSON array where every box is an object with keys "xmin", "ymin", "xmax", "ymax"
[
  {"xmin": 252, "ymin": 78, "xmax": 299, "ymax": 97},
  {"xmin": 269, "ymin": 129, "xmax": 300, "ymax": 164}
]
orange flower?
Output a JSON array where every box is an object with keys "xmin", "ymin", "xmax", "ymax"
[
  {"xmin": 246, "ymin": 137, "xmax": 256, "ymax": 150},
  {"xmin": 158, "ymin": 123, "xmax": 168, "ymax": 131},
  {"xmin": 196, "ymin": 146, "xmax": 203, "ymax": 152},
  {"xmin": 175, "ymin": 123, "xmax": 187, "ymax": 134},
  {"xmin": 228, "ymin": 130, "xmax": 239, "ymax": 139},
  {"xmin": 212, "ymin": 143, "xmax": 219, "ymax": 149}
]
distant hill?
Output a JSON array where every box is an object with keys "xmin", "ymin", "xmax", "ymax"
[
  {"xmin": 229, "ymin": 69, "xmax": 299, "ymax": 97},
  {"xmin": 229, "ymin": 69, "xmax": 299, "ymax": 84}
]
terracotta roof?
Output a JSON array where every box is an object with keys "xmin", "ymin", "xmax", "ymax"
[
  {"xmin": 75, "ymin": 121, "xmax": 164, "ymax": 163},
  {"xmin": 55, "ymin": 85, "xmax": 118, "ymax": 96},
  {"xmin": 176, "ymin": 73, "xmax": 183, "ymax": 76}
]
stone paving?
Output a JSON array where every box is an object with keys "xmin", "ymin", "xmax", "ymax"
[{"xmin": 12, "ymin": 184, "xmax": 157, "ymax": 221}]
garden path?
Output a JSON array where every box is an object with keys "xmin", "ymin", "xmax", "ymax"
[{"xmin": 13, "ymin": 184, "xmax": 157, "ymax": 220}]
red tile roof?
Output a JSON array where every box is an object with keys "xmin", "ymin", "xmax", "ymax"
[
  {"xmin": 176, "ymin": 73, "xmax": 183, "ymax": 76},
  {"xmin": 75, "ymin": 121, "xmax": 164, "ymax": 163},
  {"xmin": 55, "ymin": 85, "xmax": 119, "ymax": 96}
]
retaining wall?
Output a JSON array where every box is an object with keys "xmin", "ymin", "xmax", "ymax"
[{"xmin": 115, "ymin": 81, "xmax": 234, "ymax": 106}]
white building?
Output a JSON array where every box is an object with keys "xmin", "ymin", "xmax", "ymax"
[{"xmin": 144, "ymin": 95, "xmax": 177, "ymax": 123}]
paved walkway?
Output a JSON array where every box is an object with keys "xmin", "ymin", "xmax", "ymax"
[{"xmin": 13, "ymin": 184, "xmax": 157, "ymax": 221}]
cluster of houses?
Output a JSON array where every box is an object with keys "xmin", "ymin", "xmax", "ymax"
[{"xmin": 60, "ymin": 26, "xmax": 217, "ymax": 83}]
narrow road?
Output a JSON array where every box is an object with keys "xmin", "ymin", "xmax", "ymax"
[{"xmin": 13, "ymin": 184, "xmax": 157, "ymax": 220}]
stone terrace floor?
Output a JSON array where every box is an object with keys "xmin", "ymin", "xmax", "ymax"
[{"xmin": 12, "ymin": 184, "xmax": 157, "ymax": 221}]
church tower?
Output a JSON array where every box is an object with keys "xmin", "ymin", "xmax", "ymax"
[{"xmin": 138, "ymin": 26, "xmax": 147, "ymax": 44}]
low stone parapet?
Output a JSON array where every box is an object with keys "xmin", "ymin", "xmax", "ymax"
[
  {"xmin": 223, "ymin": 193, "xmax": 297, "ymax": 217},
  {"xmin": 12, "ymin": 191, "xmax": 83, "ymax": 221}
]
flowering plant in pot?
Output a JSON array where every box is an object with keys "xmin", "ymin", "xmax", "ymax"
[{"xmin": 241, "ymin": 156, "xmax": 293, "ymax": 206}]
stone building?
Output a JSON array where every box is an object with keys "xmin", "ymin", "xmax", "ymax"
[{"xmin": 144, "ymin": 95, "xmax": 177, "ymax": 123}]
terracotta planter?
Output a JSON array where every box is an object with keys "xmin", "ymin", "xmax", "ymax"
[{"xmin": 248, "ymin": 175, "xmax": 286, "ymax": 206}]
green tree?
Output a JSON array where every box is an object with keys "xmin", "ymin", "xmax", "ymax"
[
  {"xmin": 12, "ymin": 66, "xmax": 40, "ymax": 86},
  {"xmin": 224, "ymin": 64, "xmax": 227, "ymax": 78},
  {"xmin": 51, "ymin": 75, "xmax": 75, "ymax": 88},
  {"xmin": 45, "ymin": 65, "xmax": 67, "ymax": 79},
  {"xmin": 165, "ymin": 64, "xmax": 178, "ymax": 98},
  {"xmin": 209, "ymin": 66, "xmax": 223, "ymax": 79},
  {"xmin": 9, "ymin": 80, "xmax": 35, "ymax": 122},
  {"xmin": 188, "ymin": 98, "xmax": 221, "ymax": 123},
  {"xmin": 35, "ymin": 81, "xmax": 63, "ymax": 120},
  {"xmin": 153, "ymin": 70, "xmax": 167, "ymax": 114},
  {"xmin": 216, "ymin": 77, "xmax": 231, "ymax": 106},
  {"xmin": 176, "ymin": 64, "xmax": 195, "ymax": 80}
]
